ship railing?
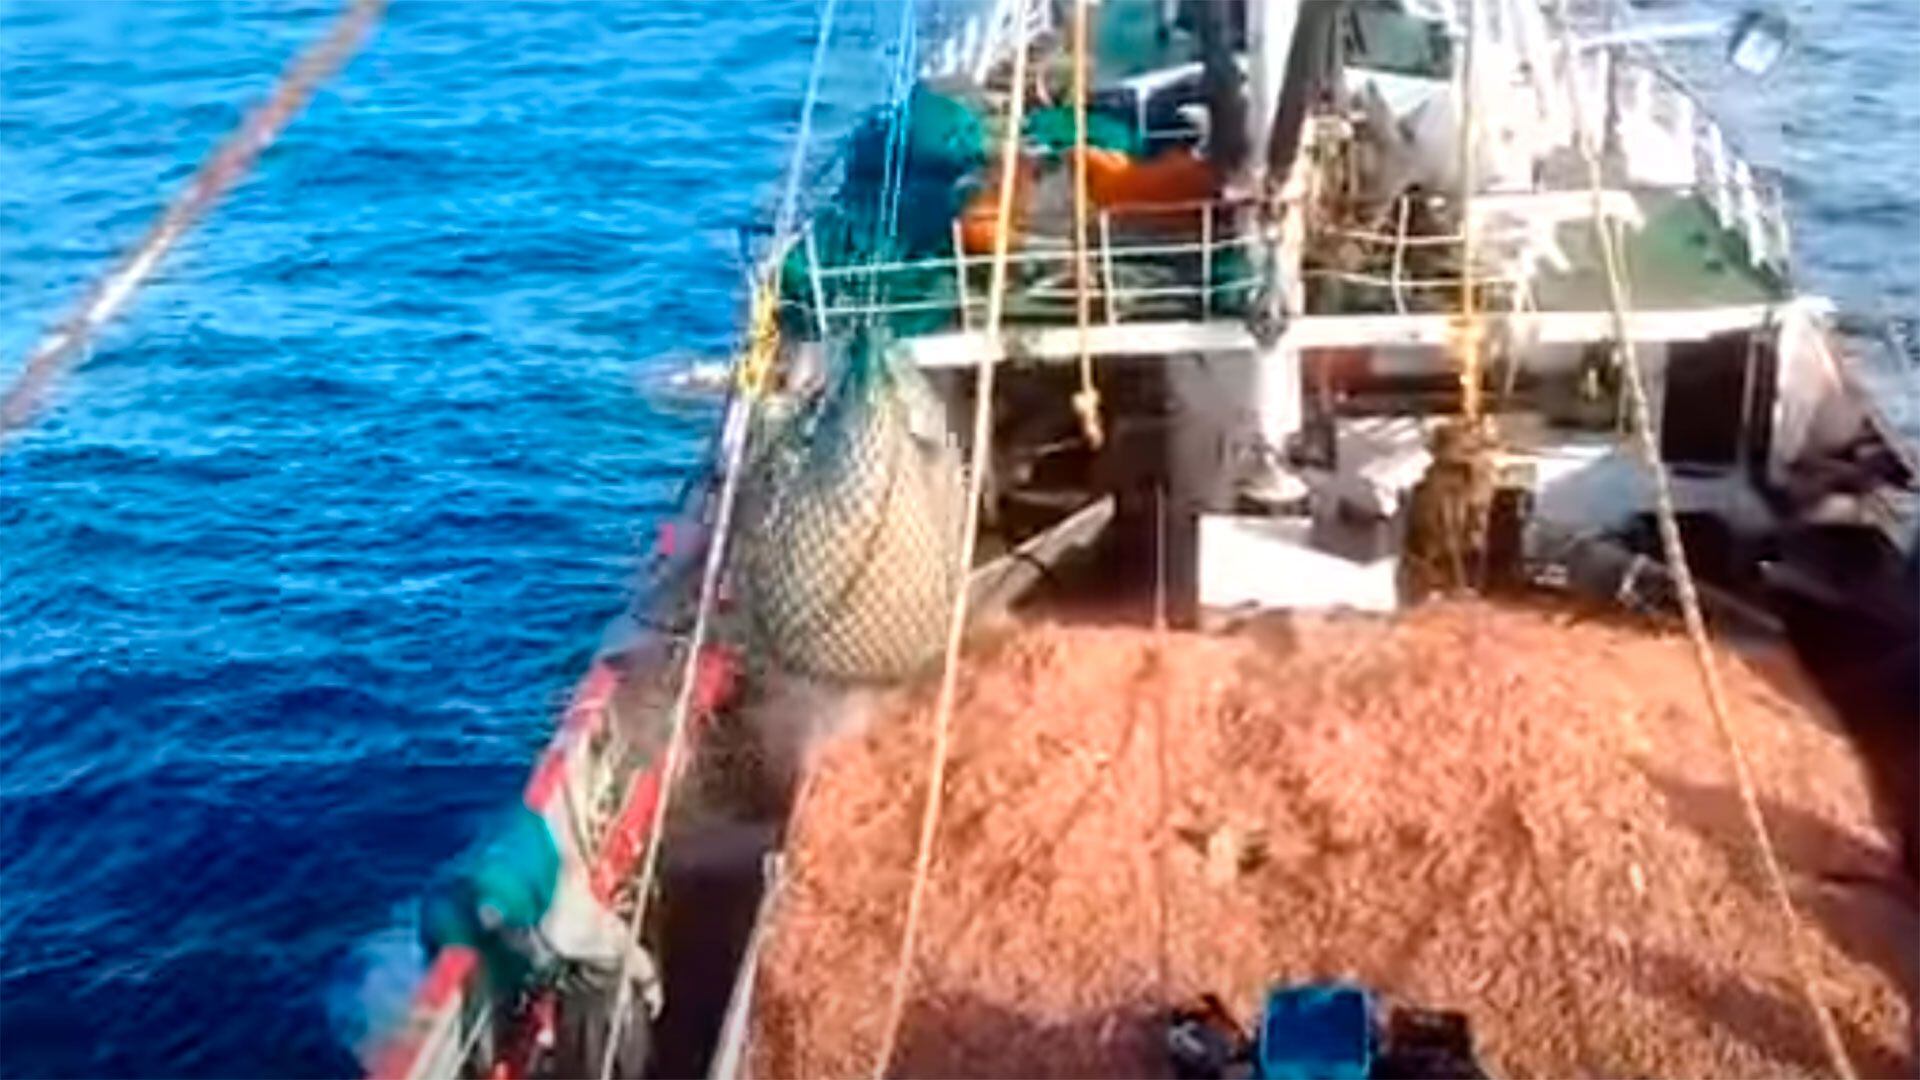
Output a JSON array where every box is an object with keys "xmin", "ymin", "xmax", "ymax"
[
  {"xmin": 1563, "ymin": 32, "xmax": 1792, "ymax": 277},
  {"xmin": 1301, "ymin": 265, "xmax": 1526, "ymax": 317},
  {"xmin": 1316, "ymin": 202, "xmax": 1545, "ymax": 315},
  {"xmin": 790, "ymin": 198, "xmax": 1267, "ymax": 337},
  {"xmin": 924, "ymin": 0, "xmax": 1052, "ymax": 82}
]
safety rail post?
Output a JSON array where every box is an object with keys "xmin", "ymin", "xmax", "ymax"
[
  {"xmin": 1098, "ymin": 209, "xmax": 1119, "ymax": 325},
  {"xmin": 1767, "ymin": 184, "xmax": 1791, "ymax": 272},
  {"xmin": 951, "ymin": 221, "xmax": 972, "ymax": 330},
  {"xmin": 1630, "ymin": 63, "xmax": 1655, "ymax": 132},
  {"xmin": 1735, "ymin": 160, "xmax": 1758, "ymax": 267},
  {"xmin": 1583, "ymin": 49, "xmax": 1608, "ymax": 148},
  {"xmin": 1704, "ymin": 122, "xmax": 1733, "ymax": 231},
  {"xmin": 1390, "ymin": 195, "xmax": 1411, "ymax": 314},
  {"xmin": 1671, "ymin": 87, "xmax": 1695, "ymax": 163},
  {"xmin": 1200, "ymin": 203, "xmax": 1214, "ymax": 318},
  {"xmin": 1732, "ymin": 159, "xmax": 1765, "ymax": 268},
  {"xmin": 803, "ymin": 226, "xmax": 830, "ymax": 338}
]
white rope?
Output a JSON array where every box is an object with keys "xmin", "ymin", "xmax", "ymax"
[
  {"xmin": 0, "ymin": 0, "xmax": 386, "ymax": 448},
  {"xmin": 870, "ymin": 10, "xmax": 1032, "ymax": 1076},
  {"xmin": 777, "ymin": 0, "xmax": 842, "ymax": 239},
  {"xmin": 595, "ymin": 2, "xmax": 839, "ymax": 1075},
  {"xmin": 1545, "ymin": 5, "xmax": 1856, "ymax": 1076}
]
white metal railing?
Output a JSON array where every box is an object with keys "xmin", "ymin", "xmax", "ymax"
[
  {"xmin": 1552, "ymin": 13, "xmax": 1792, "ymax": 276},
  {"xmin": 1319, "ymin": 197, "xmax": 1553, "ymax": 315},
  {"xmin": 1640, "ymin": 56, "xmax": 1789, "ymax": 273},
  {"xmin": 792, "ymin": 200, "xmax": 1264, "ymax": 334},
  {"xmin": 924, "ymin": 0, "xmax": 1052, "ymax": 82}
]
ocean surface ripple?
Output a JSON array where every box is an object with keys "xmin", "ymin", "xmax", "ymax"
[{"xmin": 0, "ymin": 1, "xmax": 1912, "ymax": 1076}]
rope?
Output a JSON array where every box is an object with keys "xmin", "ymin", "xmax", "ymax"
[
  {"xmin": 0, "ymin": 0, "xmax": 386, "ymax": 449},
  {"xmin": 595, "ymin": 3, "xmax": 839, "ymax": 1074},
  {"xmin": 1545, "ymin": 5, "xmax": 1856, "ymax": 1076},
  {"xmin": 870, "ymin": 9, "xmax": 1032, "ymax": 1075},
  {"xmin": 1069, "ymin": 0, "xmax": 1104, "ymax": 449},
  {"xmin": 777, "ymin": 0, "xmax": 841, "ymax": 239},
  {"xmin": 1454, "ymin": 0, "xmax": 1484, "ymax": 421},
  {"xmin": 867, "ymin": 0, "xmax": 919, "ymax": 316}
]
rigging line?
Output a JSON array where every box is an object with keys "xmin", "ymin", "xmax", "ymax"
[
  {"xmin": 1069, "ymin": 0, "xmax": 1104, "ymax": 449},
  {"xmin": 778, "ymin": 0, "xmax": 843, "ymax": 238},
  {"xmin": 881, "ymin": 6, "xmax": 918, "ymax": 241},
  {"xmin": 1454, "ymin": 0, "xmax": 1484, "ymax": 421},
  {"xmin": 0, "ymin": 0, "xmax": 386, "ymax": 449},
  {"xmin": 867, "ymin": 0, "xmax": 920, "ymax": 318},
  {"xmin": 1544, "ymin": 5, "xmax": 1857, "ymax": 1077},
  {"xmin": 596, "ymin": 3, "xmax": 840, "ymax": 1075},
  {"xmin": 870, "ymin": 8, "xmax": 1032, "ymax": 1076}
]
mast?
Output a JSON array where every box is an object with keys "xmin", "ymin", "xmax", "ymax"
[
  {"xmin": 1197, "ymin": 0, "xmax": 1251, "ymax": 179},
  {"xmin": 1247, "ymin": 0, "xmax": 1305, "ymax": 182}
]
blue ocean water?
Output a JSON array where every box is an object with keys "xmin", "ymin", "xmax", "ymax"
[{"xmin": 0, "ymin": 1, "xmax": 1912, "ymax": 1077}]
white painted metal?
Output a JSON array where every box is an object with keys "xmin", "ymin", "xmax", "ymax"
[
  {"xmin": 1199, "ymin": 516, "xmax": 1400, "ymax": 614},
  {"xmin": 899, "ymin": 320, "xmax": 1255, "ymax": 368},
  {"xmin": 1247, "ymin": 0, "xmax": 1303, "ymax": 177},
  {"xmin": 895, "ymin": 301, "xmax": 1824, "ymax": 371}
]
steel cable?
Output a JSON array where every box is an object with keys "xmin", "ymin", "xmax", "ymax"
[{"xmin": 0, "ymin": 0, "xmax": 386, "ymax": 448}]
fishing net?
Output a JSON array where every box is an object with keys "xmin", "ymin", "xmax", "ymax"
[
  {"xmin": 780, "ymin": 86, "xmax": 987, "ymax": 340},
  {"xmin": 739, "ymin": 332, "xmax": 963, "ymax": 684},
  {"xmin": 845, "ymin": 85, "xmax": 987, "ymax": 187},
  {"xmin": 1024, "ymin": 105, "xmax": 1142, "ymax": 158}
]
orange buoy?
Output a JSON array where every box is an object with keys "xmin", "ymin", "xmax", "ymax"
[
  {"xmin": 958, "ymin": 155, "xmax": 1036, "ymax": 255},
  {"xmin": 1075, "ymin": 146, "xmax": 1218, "ymax": 233}
]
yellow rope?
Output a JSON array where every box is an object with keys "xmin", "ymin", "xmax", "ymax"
[
  {"xmin": 1454, "ymin": 0, "xmax": 1484, "ymax": 422},
  {"xmin": 1070, "ymin": 0, "xmax": 1104, "ymax": 449},
  {"xmin": 1546, "ymin": 6, "xmax": 1856, "ymax": 1076},
  {"xmin": 870, "ymin": 20, "xmax": 1033, "ymax": 1079},
  {"xmin": 738, "ymin": 263, "xmax": 783, "ymax": 398}
]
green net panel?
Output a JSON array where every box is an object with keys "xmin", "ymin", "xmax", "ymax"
[{"xmin": 1024, "ymin": 105, "xmax": 1143, "ymax": 157}]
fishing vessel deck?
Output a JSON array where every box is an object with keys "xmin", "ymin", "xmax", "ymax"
[{"xmin": 367, "ymin": 2, "xmax": 1917, "ymax": 1078}]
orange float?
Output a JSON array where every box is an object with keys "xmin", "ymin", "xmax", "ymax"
[
  {"xmin": 1077, "ymin": 145, "xmax": 1217, "ymax": 218},
  {"xmin": 958, "ymin": 155, "xmax": 1037, "ymax": 254}
]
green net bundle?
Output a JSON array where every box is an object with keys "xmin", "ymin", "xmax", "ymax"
[
  {"xmin": 780, "ymin": 86, "xmax": 988, "ymax": 339},
  {"xmin": 1023, "ymin": 104, "xmax": 1141, "ymax": 157}
]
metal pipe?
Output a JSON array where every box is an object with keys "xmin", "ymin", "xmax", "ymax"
[{"xmin": 803, "ymin": 226, "xmax": 830, "ymax": 338}]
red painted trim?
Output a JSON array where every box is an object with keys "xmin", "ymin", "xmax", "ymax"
[
  {"xmin": 566, "ymin": 662, "xmax": 620, "ymax": 729},
  {"xmin": 369, "ymin": 947, "xmax": 479, "ymax": 1080},
  {"xmin": 523, "ymin": 662, "xmax": 621, "ymax": 809},
  {"xmin": 522, "ymin": 746, "xmax": 569, "ymax": 813},
  {"xmin": 589, "ymin": 645, "xmax": 738, "ymax": 903},
  {"xmin": 590, "ymin": 760, "xmax": 664, "ymax": 904},
  {"xmin": 369, "ymin": 644, "xmax": 741, "ymax": 1078},
  {"xmin": 420, "ymin": 946, "xmax": 479, "ymax": 1008}
]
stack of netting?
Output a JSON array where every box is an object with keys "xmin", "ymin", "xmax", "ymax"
[
  {"xmin": 739, "ymin": 331, "xmax": 963, "ymax": 683},
  {"xmin": 780, "ymin": 87, "xmax": 989, "ymax": 339}
]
